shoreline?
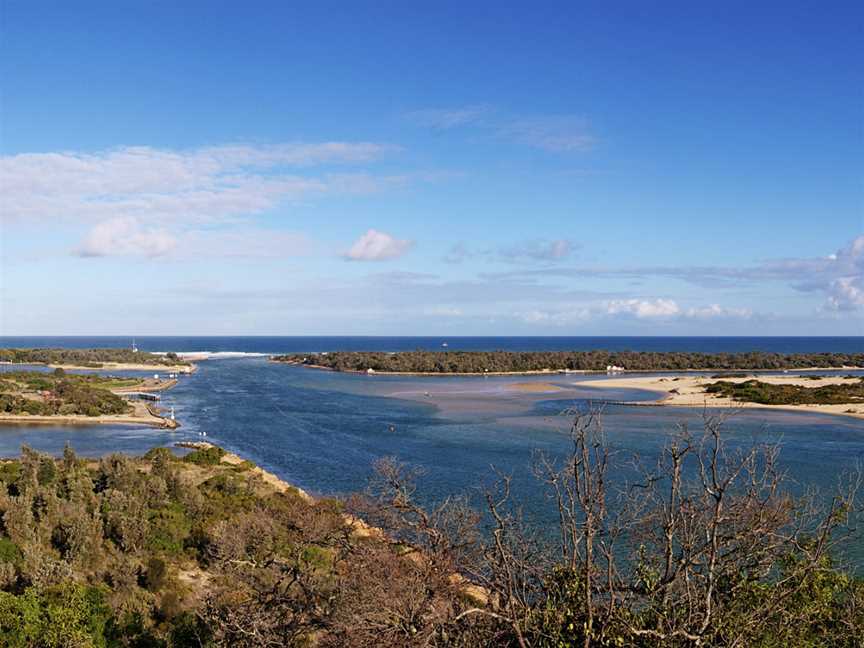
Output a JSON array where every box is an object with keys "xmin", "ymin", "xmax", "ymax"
[
  {"xmin": 0, "ymin": 409, "xmax": 179, "ymax": 429},
  {"xmin": 579, "ymin": 374, "xmax": 864, "ymax": 421},
  {"xmin": 175, "ymin": 441, "xmax": 486, "ymax": 600},
  {"xmin": 0, "ymin": 375, "xmax": 182, "ymax": 429},
  {"xmin": 272, "ymin": 359, "xmax": 864, "ymax": 377},
  {"xmin": 0, "ymin": 360, "xmax": 196, "ymax": 373}
]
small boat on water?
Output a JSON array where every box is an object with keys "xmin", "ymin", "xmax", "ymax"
[{"xmin": 442, "ymin": 342, "xmax": 448, "ymax": 348}]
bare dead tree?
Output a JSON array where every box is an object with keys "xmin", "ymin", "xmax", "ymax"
[{"xmin": 350, "ymin": 407, "xmax": 862, "ymax": 647}]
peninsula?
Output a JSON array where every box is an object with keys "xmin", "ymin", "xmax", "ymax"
[
  {"xmin": 0, "ymin": 370, "xmax": 179, "ymax": 428},
  {"xmin": 0, "ymin": 347, "xmax": 194, "ymax": 373},
  {"xmin": 272, "ymin": 350, "xmax": 864, "ymax": 374}
]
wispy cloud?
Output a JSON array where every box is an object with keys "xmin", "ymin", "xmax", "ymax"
[
  {"xmin": 443, "ymin": 243, "xmax": 472, "ymax": 264},
  {"xmin": 499, "ymin": 238, "xmax": 576, "ymax": 263},
  {"xmin": 344, "ymin": 229, "xmax": 414, "ymax": 262},
  {"xmin": 0, "ymin": 142, "xmax": 398, "ymax": 226},
  {"xmin": 481, "ymin": 235, "xmax": 864, "ymax": 313},
  {"xmin": 501, "ymin": 116, "xmax": 595, "ymax": 152},
  {"xmin": 73, "ymin": 218, "xmax": 313, "ymax": 259},
  {"xmin": 444, "ymin": 238, "xmax": 577, "ymax": 265},
  {"xmin": 407, "ymin": 105, "xmax": 595, "ymax": 153},
  {"xmin": 406, "ymin": 105, "xmax": 491, "ymax": 130}
]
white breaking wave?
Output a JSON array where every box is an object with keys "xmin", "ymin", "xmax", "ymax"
[{"xmin": 152, "ymin": 351, "xmax": 270, "ymax": 360}]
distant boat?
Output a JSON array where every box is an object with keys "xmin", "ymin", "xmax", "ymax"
[{"xmin": 442, "ymin": 342, "xmax": 448, "ymax": 348}]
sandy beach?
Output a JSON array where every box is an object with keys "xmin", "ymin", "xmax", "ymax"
[
  {"xmin": 1, "ymin": 360, "xmax": 195, "ymax": 373},
  {"xmin": 581, "ymin": 374, "xmax": 864, "ymax": 421}
]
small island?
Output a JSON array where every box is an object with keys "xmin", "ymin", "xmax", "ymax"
[
  {"xmin": 0, "ymin": 347, "xmax": 194, "ymax": 373},
  {"xmin": 0, "ymin": 370, "xmax": 179, "ymax": 428},
  {"xmin": 272, "ymin": 350, "xmax": 864, "ymax": 374}
]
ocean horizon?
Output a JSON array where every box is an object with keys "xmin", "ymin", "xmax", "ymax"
[{"xmin": 1, "ymin": 335, "xmax": 862, "ymax": 355}]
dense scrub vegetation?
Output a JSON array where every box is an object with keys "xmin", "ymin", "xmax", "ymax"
[
  {"xmin": 274, "ymin": 350, "xmax": 864, "ymax": 373},
  {"xmin": 0, "ymin": 412, "xmax": 860, "ymax": 646},
  {"xmin": 0, "ymin": 348, "xmax": 188, "ymax": 368},
  {"xmin": 705, "ymin": 377, "xmax": 864, "ymax": 405},
  {"xmin": 0, "ymin": 371, "xmax": 132, "ymax": 417}
]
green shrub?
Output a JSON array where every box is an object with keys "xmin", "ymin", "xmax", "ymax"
[
  {"xmin": 182, "ymin": 446, "xmax": 225, "ymax": 466},
  {"xmin": 0, "ymin": 538, "xmax": 22, "ymax": 564},
  {"xmin": 146, "ymin": 504, "xmax": 191, "ymax": 555}
]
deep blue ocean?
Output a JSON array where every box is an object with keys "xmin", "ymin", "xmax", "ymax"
[
  {"xmin": 2, "ymin": 336, "xmax": 863, "ymax": 562},
  {"xmin": 1, "ymin": 335, "xmax": 862, "ymax": 354}
]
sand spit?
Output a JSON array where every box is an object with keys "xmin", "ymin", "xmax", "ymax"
[
  {"xmin": 1, "ymin": 361, "xmax": 196, "ymax": 373},
  {"xmin": 505, "ymin": 382, "xmax": 566, "ymax": 393},
  {"xmin": 582, "ymin": 374, "xmax": 864, "ymax": 421},
  {"xmin": 0, "ymin": 400, "xmax": 179, "ymax": 428}
]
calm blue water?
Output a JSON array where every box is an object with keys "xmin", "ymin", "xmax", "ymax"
[{"xmin": 1, "ymin": 337, "xmax": 863, "ymax": 562}]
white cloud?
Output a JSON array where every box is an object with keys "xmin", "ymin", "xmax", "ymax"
[
  {"xmin": 75, "ymin": 217, "xmax": 177, "ymax": 257},
  {"xmin": 0, "ymin": 142, "xmax": 397, "ymax": 226},
  {"xmin": 344, "ymin": 229, "xmax": 413, "ymax": 261},
  {"xmin": 826, "ymin": 276, "xmax": 864, "ymax": 311},
  {"xmin": 516, "ymin": 308, "xmax": 591, "ymax": 325},
  {"xmin": 74, "ymin": 219, "xmax": 312, "ymax": 259},
  {"xmin": 820, "ymin": 236, "xmax": 864, "ymax": 311},
  {"xmin": 684, "ymin": 304, "xmax": 752, "ymax": 319},
  {"xmin": 606, "ymin": 298, "xmax": 681, "ymax": 319}
]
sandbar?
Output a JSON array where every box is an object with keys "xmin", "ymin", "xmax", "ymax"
[{"xmin": 580, "ymin": 374, "xmax": 864, "ymax": 421}]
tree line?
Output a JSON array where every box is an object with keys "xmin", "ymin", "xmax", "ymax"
[
  {"xmin": 273, "ymin": 350, "xmax": 864, "ymax": 373},
  {"xmin": 0, "ymin": 348, "xmax": 188, "ymax": 368}
]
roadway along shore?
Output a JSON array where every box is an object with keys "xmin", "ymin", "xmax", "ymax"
[{"xmin": 580, "ymin": 374, "xmax": 864, "ymax": 421}]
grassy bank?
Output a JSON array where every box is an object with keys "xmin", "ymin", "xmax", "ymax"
[{"xmin": 705, "ymin": 377, "xmax": 864, "ymax": 405}]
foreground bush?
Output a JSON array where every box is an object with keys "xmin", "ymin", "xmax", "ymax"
[{"xmin": 0, "ymin": 412, "xmax": 860, "ymax": 646}]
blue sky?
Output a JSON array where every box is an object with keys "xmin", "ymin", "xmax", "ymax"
[{"xmin": 1, "ymin": 1, "xmax": 862, "ymax": 335}]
